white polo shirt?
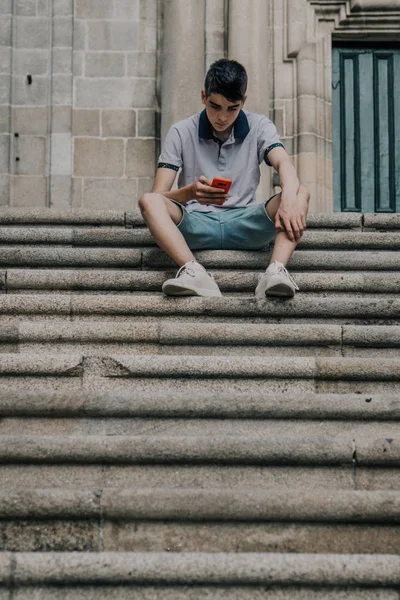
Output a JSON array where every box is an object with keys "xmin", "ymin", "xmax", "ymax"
[{"xmin": 158, "ymin": 109, "xmax": 283, "ymax": 212}]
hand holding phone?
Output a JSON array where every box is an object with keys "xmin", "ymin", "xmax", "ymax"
[
  {"xmin": 192, "ymin": 176, "xmax": 230, "ymax": 205},
  {"xmin": 211, "ymin": 177, "xmax": 232, "ymax": 194}
]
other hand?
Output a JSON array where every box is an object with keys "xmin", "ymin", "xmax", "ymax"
[{"xmin": 274, "ymin": 192, "xmax": 307, "ymax": 242}]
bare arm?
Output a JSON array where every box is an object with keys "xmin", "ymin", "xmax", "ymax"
[
  {"xmin": 152, "ymin": 168, "xmax": 227, "ymax": 206},
  {"xmin": 267, "ymin": 146, "xmax": 306, "ymax": 242}
]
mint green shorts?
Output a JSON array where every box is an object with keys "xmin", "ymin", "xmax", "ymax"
[{"xmin": 172, "ymin": 196, "xmax": 277, "ymax": 251}]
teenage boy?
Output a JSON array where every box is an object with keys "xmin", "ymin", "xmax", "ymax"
[{"xmin": 139, "ymin": 59, "xmax": 309, "ymax": 298}]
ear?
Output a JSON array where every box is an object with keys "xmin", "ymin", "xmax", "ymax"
[{"xmin": 201, "ymin": 90, "xmax": 207, "ymax": 105}]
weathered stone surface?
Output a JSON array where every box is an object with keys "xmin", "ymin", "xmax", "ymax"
[
  {"xmin": 101, "ymin": 110, "xmax": 136, "ymax": 138},
  {"xmin": 0, "ymin": 227, "xmax": 72, "ymax": 244},
  {"xmin": 316, "ymin": 358, "xmax": 400, "ymax": 381},
  {"xmin": 0, "ymin": 208, "xmax": 124, "ymax": 224},
  {"xmin": 143, "ymin": 248, "xmax": 400, "ymax": 271},
  {"xmin": 126, "ymin": 139, "xmax": 156, "ymax": 177},
  {"xmin": 85, "ymin": 53, "xmax": 125, "ymax": 78},
  {"xmin": 10, "ymin": 552, "xmax": 400, "ymax": 585},
  {"xmin": 0, "ymin": 390, "xmax": 397, "ymax": 420},
  {"xmin": 72, "ymin": 109, "xmax": 100, "ymax": 136},
  {"xmin": 82, "ymin": 179, "xmax": 139, "ymax": 211},
  {"xmin": 0, "ymin": 354, "xmax": 83, "ymax": 376},
  {"xmin": 12, "ymin": 177, "xmax": 47, "ymax": 208},
  {"xmin": 356, "ymin": 439, "xmax": 400, "ymax": 466},
  {"xmin": 0, "ymin": 248, "xmax": 142, "ymax": 268},
  {"xmin": 8, "ymin": 585, "xmax": 400, "ymax": 599},
  {"xmin": 364, "ymin": 214, "xmax": 400, "ymax": 230},
  {"xmin": 0, "ymin": 520, "xmax": 98, "ymax": 552},
  {"xmin": 103, "ymin": 521, "xmax": 400, "ymax": 554},
  {"xmin": 343, "ymin": 326, "xmax": 400, "ymax": 347},
  {"xmin": 75, "ymin": 0, "xmax": 113, "ymax": 18},
  {"xmin": 75, "ymin": 78, "xmax": 155, "ymax": 109},
  {"xmin": 0, "ymin": 489, "xmax": 99, "ymax": 518},
  {"xmin": 74, "ymin": 138, "xmax": 124, "ymax": 177},
  {"xmin": 87, "ymin": 21, "xmax": 139, "ymax": 51},
  {"xmin": 0, "ymin": 434, "xmax": 352, "ymax": 465}
]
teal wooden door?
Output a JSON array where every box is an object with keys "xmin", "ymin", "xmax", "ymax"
[{"xmin": 332, "ymin": 46, "xmax": 400, "ymax": 213}]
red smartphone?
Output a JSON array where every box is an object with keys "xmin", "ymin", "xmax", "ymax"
[{"xmin": 211, "ymin": 177, "xmax": 232, "ymax": 194}]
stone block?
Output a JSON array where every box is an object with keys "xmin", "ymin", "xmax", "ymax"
[
  {"xmin": 0, "ymin": 105, "xmax": 9, "ymax": 132},
  {"xmin": 85, "ymin": 52, "xmax": 125, "ymax": 78},
  {"xmin": 52, "ymin": 74, "xmax": 72, "ymax": 105},
  {"xmin": 50, "ymin": 175, "xmax": 72, "ymax": 208},
  {"xmin": 101, "ymin": 110, "xmax": 136, "ymax": 137},
  {"xmin": 0, "ymin": 135, "xmax": 8, "ymax": 174},
  {"xmin": 76, "ymin": 0, "xmax": 113, "ymax": 18},
  {"xmin": 140, "ymin": 0, "xmax": 157, "ymax": 21},
  {"xmin": 52, "ymin": 106, "xmax": 72, "ymax": 133},
  {"xmin": 71, "ymin": 177, "xmax": 83, "ymax": 208},
  {"xmin": 88, "ymin": 21, "xmax": 139, "ymax": 51},
  {"xmin": 72, "ymin": 19, "xmax": 86, "ymax": 50},
  {"xmin": 1, "ymin": 520, "xmax": 98, "ymax": 552},
  {"xmin": 137, "ymin": 110, "xmax": 155, "ymax": 137},
  {"xmin": 51, "ymin": 134, "xmax": 72, "ymax": 176},
  {"xmin": 82, "ymin": 178, "xmax": 138, "ymax": 210},
  {"xmin": 13, "ymin": 75, "xmax": 48, "ymax": 106},
  {"xmin": 0, "ymin": 175, "xmax": 9, "ymax": 205},
  {"xmin": 72, "ymin": 109, "xmax": 100, "ymax": 137},
  {"xmin": 36, "ymin": 0, "xmax": 50, "ymax": 16},
  {"xmin": 0, "ymin": 1, "xmax": 12, "ymax": 14},
  {"xmin": 113, "ymin": 0, "xmax": 140, "ymax": 20},
  {"xmin": 138, "ymin": 177, "xmax": 153, "ymax": 198},
  {"xmin": 73, "ymin": 50, "xmax": 84, "ymax": 76},
  {"xmin": 16, "ymin": 0, "xmax": 36, "ymax": 15},
  {"xmin": 127, "ymin": 52, "xmax": 156, "ymax": 77},
  {"xmin": 0, "ymin": 47, "xmax": 10, "ymax": 73},
  {"xmin": 75, "ymin": 77, "xmax": 155, "ymax": 109},
  {"xmin": 0, "ymin": 75, "xmax": 9, "ymax": 104},
  {"xmin": 15, "ymin": 17, "xmax": 50, "ymax": 49},
  {"xmin": 12, "ymin": 107, "xmax": 48, "ymax": 135},
  {"xmin": 74, "ymin": 138, "xmax": 124, "ymax": 177},
  {"xmin": 126, "ymin": 139, "xmax": 156, "ymax": 177},
  {"xmin": 139, "ymin": 25, "xmax": 157, "ymax": 52},
  {"xmin": 53, "ymin": 16, "xmax": 73, "ymax": 47},
  {"xmin": 15, "ymin": 135, "xmax": 46, "ymax": 176},
  {"xmin": 53, "ymin": 0, "xmax": 73, "ymax": 16},
  {"xmin": 11, "ymin": 176, "xmax": 47, "ymax": 207},
  {"xmin": 0, "ymin": 16, "xmax": 11, "ymax": 46},
  {"xmin": 14, "ymin": 49, "xmax": 48, "ymax": 75},
  {"xmin": 52, "ymin": 48, "xmax": 72, "ymax": 74}
]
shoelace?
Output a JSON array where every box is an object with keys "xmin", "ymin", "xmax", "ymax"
[
  {"xmin": 273, "ymin": 264, "xmax": 300, "ymax": 291},
  {"xmin": 175, "ymin": 263, "xmax": 216, "ymax": 281}
]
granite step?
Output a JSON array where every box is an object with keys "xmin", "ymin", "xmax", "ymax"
[
  {"xmin": 1, "ymin": 228, "xmax": 400, "ymax": 250},
  {"xmin": 0, "ymin": 390, "xmax": 397, "ymax": 420},
  {"xmin": 1, "ymin": 489, "xmax": 399, "ymax": 554},
  {"xmin": 4, "ymin": 269, "xmax": 400, "ymax": 294},
  {"xmin": 0, "ymin": 247, "xmax": 399, "ymax": 270}
]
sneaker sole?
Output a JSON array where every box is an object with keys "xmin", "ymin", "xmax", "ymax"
[
  {"xmin": 162, "ymin": 283, "xmax": 222, "ymax": 298},
  {"xmin": 264, "ymin": 283, "xmax": 295, "ymax": 298}
]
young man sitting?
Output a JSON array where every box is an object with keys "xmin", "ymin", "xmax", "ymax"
[{"xmin": 139, "ymin": 59, "xmax": 309, "ymax": 298}]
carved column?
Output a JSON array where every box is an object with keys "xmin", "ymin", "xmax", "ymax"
[
  {"xmin": 228, "ymin": 0, "xmax": 271, "ymax": 201},
  {"xmin": 161, "ymin": 0, "xmax": 205, "ymax": 140}
]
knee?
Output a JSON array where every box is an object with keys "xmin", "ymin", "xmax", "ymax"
[{"xmin": 139, "ymin": 192, "xmax": 162, "ymax": 215}]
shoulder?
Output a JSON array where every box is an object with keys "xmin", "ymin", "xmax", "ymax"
[
  {"xmin": 244, "ymin": 111, "xmax": 277, "ymax": 132},
  {"xmin": 169, "ymin": 112, "xmax": 201, "ymax": 135}
]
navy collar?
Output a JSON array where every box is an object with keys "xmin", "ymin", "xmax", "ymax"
[{"xmin": 198, "ymin": 109, "xmax": 250, "ymax": 140}]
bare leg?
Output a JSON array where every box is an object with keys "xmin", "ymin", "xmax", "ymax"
[
  {"xmin": 265, "ymin": 186, "xmax": 310, "ymax": 266},
  {"xmin": 139, "ymin": 193, "xmax": 195, "ymax": 266}
]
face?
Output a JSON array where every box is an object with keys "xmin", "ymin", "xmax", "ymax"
[{"xmin": 201, "ymin": 91, "xmax": 245, "ymax": 134}]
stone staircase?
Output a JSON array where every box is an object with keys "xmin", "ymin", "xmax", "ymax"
[{"xmin": 0, "ymin": 207, "xmax": 399, "ymax": 599}]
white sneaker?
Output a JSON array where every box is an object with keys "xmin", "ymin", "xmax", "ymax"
[
  {"xmin": 162, "ymin": 261, "xmax": 222, "ymax": 297},
  {"xmin": 255, "ymin": 261, "xmax": 299, "ymax": 298}
]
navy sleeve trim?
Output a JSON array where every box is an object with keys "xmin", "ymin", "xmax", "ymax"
[
  {"xmin": 158, "ymin": 162, "xmax": 179, "ymax": 172},
  {"xmin": 264, "ymin": 143, "xmax": 285, "ymax": 167}
]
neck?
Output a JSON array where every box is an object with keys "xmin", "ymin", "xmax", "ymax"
[{"xmin": 212, "ymin": 126, "xmax": 232, "ymax": 143}]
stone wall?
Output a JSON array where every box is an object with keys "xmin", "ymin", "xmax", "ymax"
[{"xmin": 1, "ymin": 0, "xmax": 400, "ymax": 211}]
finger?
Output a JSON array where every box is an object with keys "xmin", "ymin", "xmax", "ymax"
[
  {"xmin": 301, "ymin": 213, "xmax": 307, "ymax": 229},
  {"xmin": 297, "ymin": 217, "xmax": 305, "ymax": 237},
  {"xmin": 198, "ymin": 175, "xmax": 210, "ymax": 185},
  {"xmin": 275, "ymin": 213, "xmax": 284, "ymax": 231},
  {"xmin": 283, "ymin": 218, "xmax": 294, "ymax": 242}
]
